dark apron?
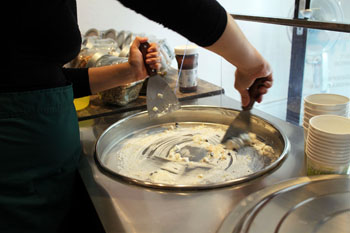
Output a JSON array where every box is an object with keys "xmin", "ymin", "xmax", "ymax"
[{"xmin": 0, "ymin": 85, "xmax": 81, "ymax": 233}]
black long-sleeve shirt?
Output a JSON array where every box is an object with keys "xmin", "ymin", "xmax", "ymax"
[{"xmin": 6, "ymin": 0, "xmax": 226, "ymax": 98}]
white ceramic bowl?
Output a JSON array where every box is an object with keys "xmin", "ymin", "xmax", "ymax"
[
  {"xmin": 306, "ymin": 151, "xmax": 350, "ymax": 165},
  {"xmin": 307, "ymin": 132, "xmax": 350, "ymax": 149},
  {"xmin": 306, "ymin": 150, "xmax": 350, "ymax": 166},
  {"xmin": 308, "ymin": 125, "xmax": 350, "ymax": 143},
  {"xmin": 303, "ymin": 117, "xmax": 311, "ymax": 127},
  {"xmin": 303, "ymin": 110, "xmax": 349, "ymax": 129},
  {"xmin": 308, "ymin": 115, "xmax": 350, "ymax": 140},
  {"xmin": 307, "ymin": 143, "xmax": 350, "ymax": 158},
  {"xmin": 306, "ymin": 144, "xmax": 350, "ymax": 159},
  {"xmin": 307, "ymin": 131, "xmax": 350, "ymax": 147},
  {"xmin": 306, "ymin": 147, "xmax": 350, "ymax": 163},
  {"xmin": 306, "ymin": 149, "xmax": 350, "ymax": 164},
  {"xmin": 303, "ymin": 127, "xmax": 308, "ymax": 142},
  {"xmin": 309, "ymin": 156, "xmax": 350, "ymax": 166},
  {"xmin": 306, "ymin": 153, "xmax": 350, "ymax": 175},
  {"xmin": 303, "ymin": 106, "xmax": 349, "ymax": 117},
  {"xmin": 303, "ymin": 111, "xmax": 315, "ymax": 120},
  {"xmin": 304, "ymin": 94, "xmax": 350, "ymax": 111}
]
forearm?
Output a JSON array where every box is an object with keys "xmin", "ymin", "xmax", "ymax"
[
  {"xmin": 88, "ymin": 63, "xmax": 136, "ymax": 94},
  {"xmin": 205, "ymin": 13, "xmax": 266, "ymax": 75},
  {"xmin": 205, "ymin": 13, "xmax": 272, "ymax": 106}
]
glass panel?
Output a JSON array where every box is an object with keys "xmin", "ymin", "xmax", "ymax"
[
  {"xmin": 301, "ymin": 29, "xmax": 350, "ymax": 121},
  {"xmin": 216, "ymin": 21, "xmax": 349, "ymax": 122},
  {"xmin": 308, "ymin": 0, "xmax": 350, "ymax": 24}
]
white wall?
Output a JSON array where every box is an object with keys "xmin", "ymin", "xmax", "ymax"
[
  {"xmin": 218, "ymin": 0, "xmax": 295, "ymax": 17},
  {"xmin": 76, "ymin": 0, "xmax": 187, "ymax": 46}
]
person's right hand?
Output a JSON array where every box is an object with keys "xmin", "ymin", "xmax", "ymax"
[
  {"xmin": 204, "ymin": 12, "xmax": 274, "ymax": 107},
  {"xmin": 128, "ymin": 37, "xmax": 161, "ymax": 82},
  {"xmin": 234, "ymin": 57, "xmax": 273, "ymax": 107}
]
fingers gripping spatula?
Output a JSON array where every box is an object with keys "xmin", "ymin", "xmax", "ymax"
[
  {"xmin": 139, "ymin": 42, "xmax": 180, "ymax": 118},
  {"xmin": 221, "ymin": 78, "xmax": 269, "ymax": 148}
]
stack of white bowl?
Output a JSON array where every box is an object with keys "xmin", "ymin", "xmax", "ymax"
[
  {"xmin": 306, "ymin": 115, "xmax": 350, "ymax": 175},
  {"xmin": 303, "ymin": 94, "xmax": 350, "ymax": 140}
]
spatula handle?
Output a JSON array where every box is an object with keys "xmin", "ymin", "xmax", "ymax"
[
  {"xmin": 243, "ymin": 77, "xmax": 269, "ymax": 111},
  {"xmin": 139, "ymin": 42, "xmax": 157, "ymax": 76}
]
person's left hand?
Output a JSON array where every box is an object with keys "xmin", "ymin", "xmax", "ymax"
[{"xmin": 128, "ymin": 37, "xmax": 161, "ymax": 82}]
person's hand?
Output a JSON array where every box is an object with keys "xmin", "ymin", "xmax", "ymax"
[
  {"xmin": 234, "ymin": 58, "xmax": 273, "ymax": 107},
  {"xmin": 128, "ymin": 37, "xmax": 161, "ymax": 82},
  {"xmin": 204, "ymin": 13, "xmax": 273, "ymax": 107}
]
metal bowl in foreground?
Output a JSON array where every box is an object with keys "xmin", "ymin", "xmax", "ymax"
[{"xmin": 95, "ymin": 105, "xmax": 290, "ymax": 190}]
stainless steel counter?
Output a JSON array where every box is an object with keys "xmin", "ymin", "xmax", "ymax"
[{"xmin": 78, "ymin": 94, "xmax": 307, "ymax": 233}]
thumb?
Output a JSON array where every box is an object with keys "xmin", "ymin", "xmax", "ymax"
[
  {"xmin": 131, "ymin": 36, "xmax": 148, "ymax": 49},
  {"xmin": 240, "ymin": 89, "xmax": 251, "ymax": 107}
]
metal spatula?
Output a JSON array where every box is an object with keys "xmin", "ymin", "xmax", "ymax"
[
  {"xmin": 139, "ymin": 42, "xmax": 180, "ymax": 118},
  {"xmin": 221, "ymin": 78, "xmax": 269, "ymax": 148}
]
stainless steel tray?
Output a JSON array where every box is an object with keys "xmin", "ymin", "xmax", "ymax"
[
  {"xmin": 217, "ymin": 175, "xmax": 350, "ymax": 233},
  {"xmin": 95, "ymin": 105, "xmax": 290, "ymax": 190}
]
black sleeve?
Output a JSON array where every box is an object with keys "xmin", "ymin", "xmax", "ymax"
[
  {"xmin": 62, "ymin": 68, "xmax": 91, "ymax": 98},
  {"xmin": 117, "ymin": 0, "xmax": 227, "ymax": 47}
]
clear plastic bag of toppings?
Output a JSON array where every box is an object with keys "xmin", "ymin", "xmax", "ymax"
[
  {"xmin": 95, "ymin": 54, "xmax": 128, "ymax": 67},
  {"xmin": 83, "ymin": 36, "xmax": 120, "ymax": 53},
  {"xmin": 69, "ymin": 47, "xmax": 96, "ymax": 68},
  {"xmin": 70, "ymin": 41, "xmax": 120, "ymax": 68},
  {"xmin": 100, "ymin": 29, "xmax": 117, "ymax": 41}
]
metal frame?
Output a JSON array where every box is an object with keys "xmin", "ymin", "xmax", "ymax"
[
  {"xmin": 231, "ymin": 14, "xmax": 350, "ymax": 33},
  {"xmin": 287, "ymin": 0, "xmax": 310, "ymax": 124}
]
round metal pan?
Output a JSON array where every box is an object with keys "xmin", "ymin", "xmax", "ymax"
[
  {"xmin": 217, "ymin": 175, "xmax": 350, "ymax": 233},
  {"xmin": 95, "ymin": 105, "xmax": 290, "ymax": 190}
]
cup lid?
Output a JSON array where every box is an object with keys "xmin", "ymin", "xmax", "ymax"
[{"xmin": 175, "ymin": 44, "xmax": 199, "ymax": 55}]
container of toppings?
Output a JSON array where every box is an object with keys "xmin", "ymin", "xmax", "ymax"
[{"xmin": 175, "ymin": 45, "xmax": 199, "ymax": 93}]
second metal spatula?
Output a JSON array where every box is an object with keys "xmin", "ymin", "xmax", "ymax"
[
  {"xmin": 221, "ymin": 78, "xmax": 269, "ymax": 148},
  {"xmin": 139, "ymin": 42, "xmax": 180, "ymax": 118}
]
